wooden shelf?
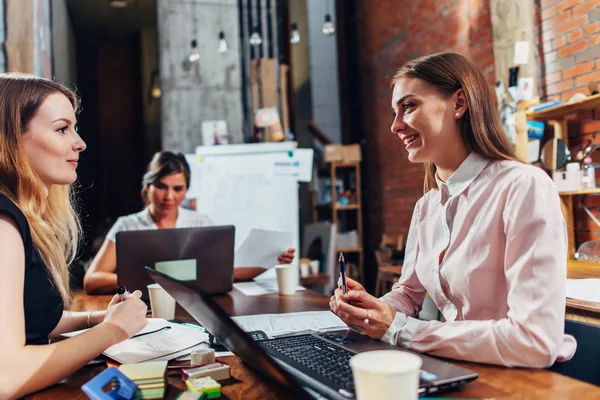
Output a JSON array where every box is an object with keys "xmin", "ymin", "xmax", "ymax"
[
  {"xmin": 526, "ymin": 93, "xmax": 600, "ymax": 122},
  {"xmin": 558, "ymin": 189, "xmax": 600, "ymax": 196},
  {"xmin": 335, "ymin": 204, "xmax": 360, "ymax": 210},
  {"xmin": 336, "ymin": 247, "xmax": 363, "ymax": 253}
]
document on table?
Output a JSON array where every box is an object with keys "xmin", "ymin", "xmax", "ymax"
[
  {"xmin": 233, "ymin": 280, "xmax": 306, "ymax": 296},
  {"xmin": 62, "ymin": 318, "xmax": 209, "ymax": 364},
  {"xmin": 566, "ymin": 279, "xmax": 600, "ymax": 303},
  {"xmin": 232, "ymin": 311, "xmax": 348, "ymax": 337},
  {"xmin": 234, "ymin": 228, "xmax": 294, "ymax": 268}
]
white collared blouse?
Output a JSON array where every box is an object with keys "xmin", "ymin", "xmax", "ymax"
[{"xmin": 380, "ymin": 153, "xmax": 577, "ymax": 367}]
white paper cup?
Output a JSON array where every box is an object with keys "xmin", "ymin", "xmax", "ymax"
[
  {"xmin": 147, "ymin": 283, "xmax": 176, "ymax": 320},
  {"xmin": 309, "ymin": 259, "xmax": 320, "ymax": 275},
  {"xmin": 275, "ymin": 264, "xmax": 298, "ymax": 295},
  {"xmin": 300, "ymin": 263, "xmax": 310, "ymax": 277},
  {"xmin": 349, "ymin": 350, "xmax": 422, "ymax": 400}
]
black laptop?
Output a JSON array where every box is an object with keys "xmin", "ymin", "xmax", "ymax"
[
  {"xmin": 116, "ymin": 226, "xmax": 235, "ymax": 301},
  {"xmin": 145, "ymin": 267, "xmax": 478, "ymax": 399}
]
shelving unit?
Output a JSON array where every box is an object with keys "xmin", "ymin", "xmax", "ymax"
[
  {"xmin": 516, "ymin": 94, "xmax": 600, "ymax": 258},
  {"xmin": 330, "ymin": 162, "xmax": 364, "ymax": 281}
]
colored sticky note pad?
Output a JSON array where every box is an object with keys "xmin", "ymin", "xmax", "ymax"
[{"xmin": 155, "ymin": 259, "xmax": 197, "ymax": 281}]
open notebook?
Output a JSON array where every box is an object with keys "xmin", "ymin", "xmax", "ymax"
[{"xmin": 62, "ymin": 318, "xmax": 209, "ymax": 364}]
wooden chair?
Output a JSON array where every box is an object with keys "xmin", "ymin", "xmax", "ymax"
[{"xmin": 375, "ymin": 233, "xmax": 404, "ymax": 297}]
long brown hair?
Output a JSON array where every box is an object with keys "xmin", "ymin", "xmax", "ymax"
[
  {"xmin": 392, "ymin": 52, "xmax": 518, "ymax": 193},
  {"xmin": 0, "ymin": 73, "xmax": 81, "ymax": 306}
]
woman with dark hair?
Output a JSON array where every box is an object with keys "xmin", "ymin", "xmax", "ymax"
[
  {"xmin": 84, "ymin": 151, "xmax": 295, "ymax": 294},
  {"xmin": 330, "ymin": 52, "xmax": 576, "ymax": 368},
  {"xmin": 0, "ymin": 73, "xmax": 147, "ymax": 397}
]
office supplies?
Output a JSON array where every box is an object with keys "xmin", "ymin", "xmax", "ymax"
[
  {"xmin": 63, "ymin": 318, "xmax": 209, "ymax": 364},
  {"xmin": 191, "ymin": 348, "xmax": 215, "ymax": 365},
  {"xmin": 116, "ymin": 225, "xmax": 235, "ymax": 301},
  {"xmin": 339, "ymin": 252, "xmax": 347, "ymax": 296},
  {"xmin": 182, "ymin": 362, "xmax": 231, "ymax": 381},
  {"xmin": 176, "ymin": 393, "xmax": 207, "ymax": 400},
  {"xmin": 117, "ymin": 286, "xmax": 130, "ymax": 301},
  {"xmin": 232, "ymin": 311, "xmax": 346, "ymax": 337},
  {"xmin": 119, "ymin": 361, "xmax": 167, "ymax": 400},
  {"xmin": 185, "ymin": 376, "xmax": 221, "ymax": 398},
  {"xmin": 147, "ymin": 267, "xmax": 478, "ymax": 399},
  {"xmin": 81, "ymin": 367, "xmax": 137, "ymax": 400}
]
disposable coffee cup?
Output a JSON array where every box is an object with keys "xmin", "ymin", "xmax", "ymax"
[
  {"xmin": 309, "ymin": 259, "xmax": 320, "ymax": 275},
  {"xmin": 300, "ymin": 262, "xmax": 310, "ymax": 277},
  {"xmin": 349, "ymin": 350, "xmax": 422, "ymax": 400},
  {"xmin": 275, "ymin": 264, "xmax": 298, "ymax": 295},
  {"xmin": 147, "ymin": 283, "xmax": 176, "ymax": 320}
]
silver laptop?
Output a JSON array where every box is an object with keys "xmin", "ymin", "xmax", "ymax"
[
  {"xmin": 116, "ymin": 226, "xmax": 235, "ymax": 301},
  {"xmin": 146, "ymin": 267, "xmax": 478, "ymax": 399}
]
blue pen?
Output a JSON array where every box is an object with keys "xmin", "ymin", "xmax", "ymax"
[{"xmin": 339, "ymin": 252, "xmax": 347, "ymax": 296}]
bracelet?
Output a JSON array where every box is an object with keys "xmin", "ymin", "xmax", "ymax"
[{"xmin": 86, "ymin": 310, "xmax": 96, "ymax": 328}]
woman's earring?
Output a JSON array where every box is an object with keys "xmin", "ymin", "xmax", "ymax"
[{"xmin": 455, "ymin": 112, "xmax": 460, "ymax": 117}]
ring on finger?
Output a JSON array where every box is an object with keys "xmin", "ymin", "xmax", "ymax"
[{"xmin": 363, "ymin": 309, "xmax": 371, "ymax": 325}]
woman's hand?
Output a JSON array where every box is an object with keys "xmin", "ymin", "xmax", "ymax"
[
  {"xmin": 277, "ymin": 248, "xmax": 296, "ymax": 264},
  {"xmin": 330, "ymin": 278, "xmax": 395, "ymax": 339},
  {"xmin": 102, "ymin": 290, "xmax": 148, "ymax": 342}
]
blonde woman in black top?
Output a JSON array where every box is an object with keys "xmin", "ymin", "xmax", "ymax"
[{"xmin": 0, "ymin": 73, "xmax": 148, "ymax": 398}]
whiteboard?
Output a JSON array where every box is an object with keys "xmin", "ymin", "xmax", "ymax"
[{"xmin": 186, "ymin": 143, "xmax": 303, "ymax": 265}]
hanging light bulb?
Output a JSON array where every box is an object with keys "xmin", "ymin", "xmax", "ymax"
[
  {"xmin": 249, "ymin": 26, "xmax": 262, "ymax": 46},
  {"xmin": 188, "ymin": 39, "xmax": 200, "ymax": 63},
  {"xmin": 150, "ymin": 80, "xmax": 161, "ymax": 99},
  {"xmin": 290, "ymin": 22, "xmax": 300, "ymax": 44},
  {"xmin": 218, "ymin": 31, "xmax": 228, "ymax": 53},
  {"xmin": 322, "ymin": 14, "xmax": 336, "ymax": 36}
]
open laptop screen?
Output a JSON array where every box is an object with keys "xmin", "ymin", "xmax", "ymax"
[{"xmin": 145, "ymin": 267, "xmax": 313, "ymax": 399}]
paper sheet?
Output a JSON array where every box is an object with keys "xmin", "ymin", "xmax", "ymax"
[
  {"xmin": 62, "ymin": 318, "xmax": 209, "ymax": 364},
  {"xmin": 232, "ymin": 311, "xmax": 348, "ymax": 337},
  {"xmin": 566, "ymin": 279, "xmax": 600, "ymax": 303},
  {"xmin": 234, "ymin": 228, "xmax": 294, "ymax": 268},
  {"xmin": 233, "ymin": 281, "xmax": 306, "ymax": 296}
]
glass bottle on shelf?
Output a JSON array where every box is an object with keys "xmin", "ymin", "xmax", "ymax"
[{"xmin": 581, "ymin": 157, "xmax": 596, "ymax": 189}]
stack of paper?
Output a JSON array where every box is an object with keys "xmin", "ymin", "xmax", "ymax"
[
  {"xmin": 232, "ymin": 311, "xmax": 347, "ymax": 337},
  {"xmin": 119, "ymin": 361, "xmax": 167, "ymax": 399}
]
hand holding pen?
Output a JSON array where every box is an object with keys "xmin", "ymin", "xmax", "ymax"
[
  {"xmin": 103, "ymin": 287, "xmax": 148, "ymax": 341},
  {"xmin": 339, "ymin": 253, "xmax": 348, "ymax": 300},
  {"xmin": 116, "ymin": 286, "xmax": 130, "ymax": 301}
]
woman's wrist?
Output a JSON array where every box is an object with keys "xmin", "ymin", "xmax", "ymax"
[{"xmin": 98, "ymin": 320, "xmax": 128, "ymax": 346}]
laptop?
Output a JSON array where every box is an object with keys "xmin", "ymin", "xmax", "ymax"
[
  {"xmin": 145, "ymin": 267, "xmax": 478, "ymax": 399},
  {"xmin": 116, "ymin": 226, "xmax": 235, "ymax": 301}
]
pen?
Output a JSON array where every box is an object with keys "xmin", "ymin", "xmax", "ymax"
[
  {"xmin": 131, "ymin": 325, "xmax": 171, "ymax": 339},
  {"xmin": 116, "ymin": 286, "xmax": 130, "ymax": 301},
  {"xmin": 339, "ymin": 252, "xmax": 347, "ymax": 296}
]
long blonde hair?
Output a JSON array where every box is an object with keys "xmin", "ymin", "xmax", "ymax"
[
  {"xmin": 0, "ymin": 73, "xmax": 81, "ymax": 306},
  {"xmin": 392, "ymin": 52, "xmax": 519, "ymax": 193}
]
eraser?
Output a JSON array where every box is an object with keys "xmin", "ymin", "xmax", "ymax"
[
  {"xmin": 186, "ymin": 377, "xmax": 221, "ymax": 398},
  {"xmin": 182, "ymin": 362, "xmax": 230, "ymax": 382},
  {"xmin": 191, "ymin": 348, "xmax": 216, "ymax": 366}
]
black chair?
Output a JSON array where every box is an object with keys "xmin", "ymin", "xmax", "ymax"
[{"xmin": 549, "ymin": 320, "xmax": 600, "ymax": 386}]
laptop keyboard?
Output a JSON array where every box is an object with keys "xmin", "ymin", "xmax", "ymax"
[{"xmin": 262, "ymin": 334, "xmax": 356, "ymax": 394}]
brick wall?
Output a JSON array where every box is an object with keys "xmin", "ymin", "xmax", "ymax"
[
  {"xmin": 356, "ymin": 0, "xmax": 496, "ymax": 259},
  {"xmin": 540, "ymin": 0, "xmax": 600, "ymax": 245}
]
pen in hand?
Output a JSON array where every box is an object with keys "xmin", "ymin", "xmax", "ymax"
[
  {"xmin": 339, "ymin": 252, "xmax": 348, "ymax": 299},
  {"xmin": 116, "ymin": 286, "xmax": 130, "ymax": 301}
]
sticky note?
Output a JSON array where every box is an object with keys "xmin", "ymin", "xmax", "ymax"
[{"xmin": 155, "ymin": 259, "xmax": 197, "ymax": 281}]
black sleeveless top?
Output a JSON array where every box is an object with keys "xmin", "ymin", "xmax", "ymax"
[{"xmin": 0, "ymin": 194, "xmax": 64, "ymax": 345}]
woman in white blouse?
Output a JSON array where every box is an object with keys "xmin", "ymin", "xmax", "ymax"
[
  {"xmin": 330, "ymin": 52, "xmax": 576, "ymax": 367},
  {"xmin": 85, "ymin": 151, "xmax": 294, "ymax": 294}
]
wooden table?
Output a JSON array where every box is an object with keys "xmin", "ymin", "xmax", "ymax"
[
  {"xmin": 566, "ymin": 260, "xmax": 600, "ymax": 326},
  {"xmin": 28, "ymin": 289, "xmax": 600, "ymax": 399}
]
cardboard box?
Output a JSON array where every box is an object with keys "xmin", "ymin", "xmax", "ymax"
[
  {"xmin": 324, "ymin": 144, "xmax": 344, "ymax": 162},
  {"xmin": 343, "ymin": 144, "xmax": 362, "ymax": 162}
]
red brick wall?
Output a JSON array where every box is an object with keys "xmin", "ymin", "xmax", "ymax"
[
  {"xmin": 540, "ymin": 0, "xmax": 600, "ymax": 245},
  {"xmin": 356, "ymin": 0, "xmax": 496, "ymax": 262}
]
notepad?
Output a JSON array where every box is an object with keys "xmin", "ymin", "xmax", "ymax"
[
  {"xmin": 119, "ymin": 361, "xmax": 167, "ymax": 400},
  {"xmin": 232, "ymin": 311, "xmax": 347, "ymax": 337},
  {"xmin": 62, "ymin": 318, "xmax": 209, "ymax": 364}
]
